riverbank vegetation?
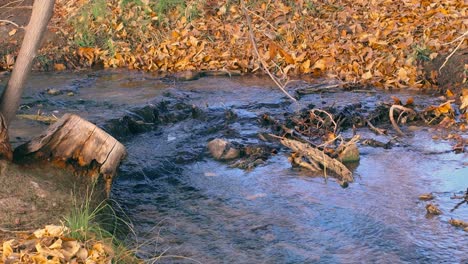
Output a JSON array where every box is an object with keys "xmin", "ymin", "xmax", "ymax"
[
  {"xmin": 1, "ymin": 0, "xmax": 466, "ymax": 90},
  {"xmin": 0, "ymin": 186, "xmax": 140, "ymax": 263}
]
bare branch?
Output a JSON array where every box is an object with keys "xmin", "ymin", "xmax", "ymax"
[{"xmin": 0, "ymin": 19, "xmax": 20, "ymax": 28}]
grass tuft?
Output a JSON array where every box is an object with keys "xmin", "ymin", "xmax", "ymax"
[{"xmin": 64, "ymin": 186, "xmax": 139, "ymax": 263}]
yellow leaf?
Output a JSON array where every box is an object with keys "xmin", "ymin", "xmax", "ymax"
[
  {"xmin": 302, "ymin": 59, "xmax": 310, "ymax": 71},
  {"xmin": 49, "ymin": 238, "xmax": 63, "ymax": 250},
  {"xmin": 434, "ymin": 101, "xmax": 453, "ymax": 116},
  {"xmin": 397, "ymin": 67, "xmax": 409, "ymax": 82},
  {"xmin": 362, "ymin": 71, "xmax": 372, "ymax": 80},
  {"xmin": 446, "ymin": 89, "xmax": 454, "ymax": 97},
  {"xmin": 2, "ymin": 239, "xmax": 14, "ymax": 262},
  {"xmin": 8, "ymin": 29, "xmax": 17, "ymax": 36},
  {"xmin": 45, "ymin": 225, "xmax": 67, "ymax": 237},
  {"xmin": 460, "ymin": 88, "xmax": 468, "ymax": 110},
  {"xmin": 313, "ymin": 59, "xmax": 326, "ymax": 71},
  {"xmin": 115, "ymin": 22, "xmax": 124, "ymax": 32}
]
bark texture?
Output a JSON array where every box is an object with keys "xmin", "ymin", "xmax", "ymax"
[
  {"xmin": 14, "ymin": 114, "xmax": 127, "ymax": 194},
  {"xmin": 0, "ymin": 0, "xmax": 55, "ymax": 125},
  {"xmin": 0, "ymin": 114, "xmax": 12, "ymax": 161}
]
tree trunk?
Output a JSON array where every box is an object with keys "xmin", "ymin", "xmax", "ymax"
[
  {"xmin": 14, "ymin": 114, "xmax": 127, "ymax": 195},
  {"xmin": 0, "ymin": 0, "xmax": 55, "ymax": 126}
]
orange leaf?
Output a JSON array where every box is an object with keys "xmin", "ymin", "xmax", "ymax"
[
  {"xmin": 54, "ymin": 63, "xmax": 66, "ymax": 71},
  {"xmin": 404, "ymin": 97, "xmax": 414, "ymax": 106},
  {"xmin": 313, "ymin": 59, "xmax": 326, "ymax": 71},
  {"xmin": 391, "ymin": 96, "xmax": 402, "ymax": 105}
]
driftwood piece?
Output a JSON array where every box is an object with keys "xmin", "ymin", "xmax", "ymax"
[
  {"xmin": 281, "ymin": 138, "xmax": 353, "ymax": 184},
  {"xmin": 14, "ymin": 114, "xmax": 126, "ymax": 194}
]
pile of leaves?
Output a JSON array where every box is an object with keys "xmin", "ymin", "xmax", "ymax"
[
  {"xmin": 3, "ymin": 0, "xmax": 466, "ymax": 88},
  {"xmin": 0, "ymin": 225, "xmax": 127, "ymax": 263}
]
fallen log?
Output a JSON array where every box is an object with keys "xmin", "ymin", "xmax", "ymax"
[
  {"xmin": 14, "ymin": 114, "xmax": 126, "ymax": 194},
  {"xmin": 281, "ymin": 138, "xmax": 353, "ymax": 185}
]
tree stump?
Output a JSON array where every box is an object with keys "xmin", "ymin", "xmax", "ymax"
[
  {"xmin": 14, "ymin": 114, "xmax": 126, "ymax": 194},
  {"xmin": 0, "ymin": 114, "xmax": 13, "ymax": 161}
]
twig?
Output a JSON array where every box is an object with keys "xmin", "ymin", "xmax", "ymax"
[
  {"xmin": 441, "ymin": 30, "xmax": 468, "ymax": 46},
  {"xmin": 240, "ymin": 0, "xmax": 297, "ymax": 102},
  {"xmin": 389, "ymin": 105, "xmax": 416, "ymax": 136},
  {"xmin": 439, "ymin": 35, "xmax": 465, "ymax": 72},
  {"xmin": 366, "ymin": 119, "xmax": 387, "ymax": 135},
  {"xmin": 0, "ymin": 19, "xmax": 20, "ymax": 27},
  {"xmin": 247, "ymin": 9, "xmax": 278, "ymax": 31},
  {"xmin": 0, "ymin": 0, "xmax": 24, "ymax": 9}
]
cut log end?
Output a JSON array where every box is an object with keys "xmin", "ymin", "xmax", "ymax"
[{"xmin": 14, "ymin": 114, "xmax": 126, "ymax": 194}]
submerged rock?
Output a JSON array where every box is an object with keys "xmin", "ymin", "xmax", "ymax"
[
  {"xmin": 338, "ymin": 142, "xmax": 360, "ymax": 163},
  {"xmin": 207, "ymin": 138, "xmax": 240, "ymax": 161},
  {"xmin": 418, "ymin": 193, "xmax": 434, "ymax": 201},
  {"xmin": 426, "ymin": 203, "xmax": 442, "ymax": 215}
]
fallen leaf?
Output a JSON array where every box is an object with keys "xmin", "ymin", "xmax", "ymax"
[
  {"xmin": 54, "ymin": 63, "xmax": 66, "ymax": 71},
  {"xmin": 8, "ymin": 29, "xmax": 17, "ymax": 36},
  {"xmin": 434, "ymin": 101, "xmax": 453, "ymax": 116},
  {"xmin": 2, "ymin": 239, "xmax": 14, "ymax": 262},
  {"xmin": 391, "ymin": 96, "xmax": 402, "ymax": 105},
  {"xmin": 446, "ymin": 89, "xmax": 454, "ymax": 97},
  {"xmin": 362, "ymin": 71, "xmax": 372, "ymax": 80},
  {"xmin": 460, "ymin": 88, "xmax": 468, "ymax": 111},
  {"xmin": 313, "ymin": 59, "xmax": 326, "ymax": 71}
]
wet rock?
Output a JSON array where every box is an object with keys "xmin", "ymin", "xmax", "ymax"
[
  {"xmin": 418, "ymin": 193, "xmax": 434, "ymax": 201},
  {"xmin": 448, "ymin": 219, "xmax": 468, "ymax": 232},
  {"xmin": 230, "ymin": 144, "xmax": 276, "ymax": 170},
  {"xmin": 338, "ymin": 142, "xmax": 360, "ymax": 163},
  {"xmin": 207, "ymin": 138, "xmax": 240, "ymax": 160},
  {"xmin": 46, "ymin": 88, "xmax": 62, "ymax": 96},
  {"xmin": 426, "ymin": 203, "xmax": 442, "ymax": 215}
]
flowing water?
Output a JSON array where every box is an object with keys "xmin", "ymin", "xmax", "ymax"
[{"xmin": 4, "ymin": 70, "xmax": 467, "ymax": 263}]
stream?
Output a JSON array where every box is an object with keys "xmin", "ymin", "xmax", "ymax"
[{"xmin": 4, "ymin": 70, "xmax": 467, "ymax": 263}]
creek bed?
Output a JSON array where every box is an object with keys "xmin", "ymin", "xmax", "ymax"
[{"xmin": 5, "ymin": 70, "xmax": 467, "ymax": 263}]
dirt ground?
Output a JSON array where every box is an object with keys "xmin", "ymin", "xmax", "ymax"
[{"xmin": 0, "ymin": 160, "xmax": 95, "ymax": 240}]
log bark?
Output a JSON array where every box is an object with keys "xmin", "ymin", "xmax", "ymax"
[
  {"xmin": 0, "ymin": 114, "xmax": 12, "ymax": 161},
  {"xmin": 14, "ymin": 114, "xmax": 126, "ymax": 194},
  {"xmin": 0, "ymin": 0, "xmax": 55, "ymax": 126},
  {"xmin": 281, "ymin": 138, "xmax": 353, "ymax": 184}
]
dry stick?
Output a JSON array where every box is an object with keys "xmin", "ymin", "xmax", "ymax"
[
  {"xmin": 439, "ymin": 35, "xmax": 466, "ymax": 72},
  {"xmin": 366, "ymin": 119, "xmax": 386, "ymax": 135},
  {"xmin": 0, "ymin": 19, "xmax": 20, "ymax": 27},
  {"xmin": 240, "ymin": 0, "xmax": 297, "ymax": 102},
  {"xmin": 247, "ymin": 9, "xmax": 278, "ymax": 31},
  {"xmin": 0, "ymin": 0, "xmax": 25, "ymax": 9},
  {"xmin": 442, "ymin": 30, "xmax": 468, "ymax": 46},
  {"xmin": 389, "ymin": 105, "xmax": 416, "ymax": 136}
]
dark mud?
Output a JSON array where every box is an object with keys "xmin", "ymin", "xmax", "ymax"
[{"xmin": 2, "ymin": 71, "xmax": 467, "ymax": 263}]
